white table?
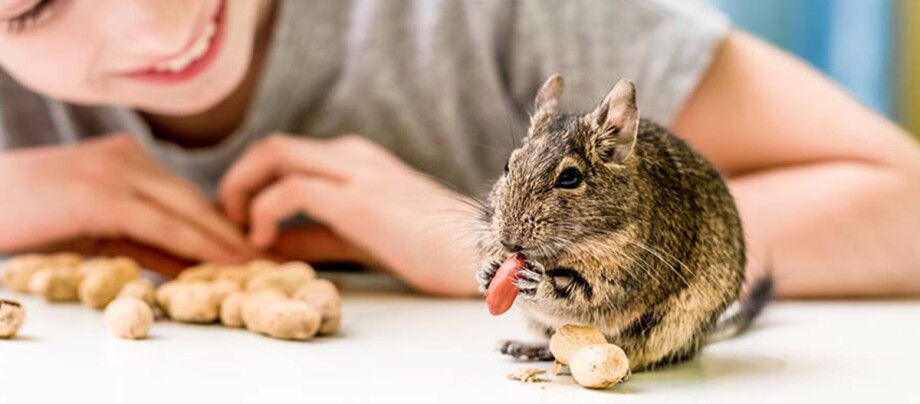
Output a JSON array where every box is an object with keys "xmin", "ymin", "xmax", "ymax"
[{"xmin": 1, "ymin": 273, "xmax": 918, "ymax": 404}]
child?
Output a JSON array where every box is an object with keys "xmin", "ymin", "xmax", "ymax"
[{"xmin": 1, "ymin": 0, "xmax": 918, "ymax": 297}]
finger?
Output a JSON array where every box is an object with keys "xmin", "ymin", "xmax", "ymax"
[
  {"xmin": 248, "ymin": 175, "xmax": 347, "ymax": 249},
  {"xmin": 116, "ymin": 199, "xmax": 242, "ymax": 264},
  {"xmin": 270, "ymin": 226, "xmax": 378, "ymax": 265},
  {"xmin": 134, "ymin": 172, "xmax": 258, "ymax": 258},
  {"xmin": 219, "ymin": 135, "xmax": 353, "ymax": 226}
]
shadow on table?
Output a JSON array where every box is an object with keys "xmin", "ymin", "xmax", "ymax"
[
  {"xmin": 2, "ymin": 334, "xmax": 40, "ymax": 342},
  {"xmin": 543, "ymin": 348, "xmax": 789, "ymax": 395},
  {"xmin": 615, "ymin": 352, "xmax": 787, "ymax": 393}
]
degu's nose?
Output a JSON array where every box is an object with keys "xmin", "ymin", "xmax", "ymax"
[
  {"xmin": 500, "ymin": 231, "xmax": 526, "ymax": 253},
  {"xmin": 500, "ymin": 240, "xmax": 524, "ymax": 253}
]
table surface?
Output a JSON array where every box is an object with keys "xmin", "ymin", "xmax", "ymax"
[{"xmin": 1, "ymin": 273, "xmax": 918, "ymax": 404}]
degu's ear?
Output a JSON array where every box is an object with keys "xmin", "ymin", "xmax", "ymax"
[
  {"xmin": 588, "ymin": 79, "xmax": 639, "ymax": 165},
  {"xmin": 532, "ymin": 74, "xmax": 565, "ymax": 122}
]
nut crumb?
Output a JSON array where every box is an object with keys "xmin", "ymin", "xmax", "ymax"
[
  {"xmin": 507, "ymin": 367, "xmax": 547, "ymax": 384},
  {"xmin": 551, "ymin": 360, "xmax": 562, "ymax": 375}
]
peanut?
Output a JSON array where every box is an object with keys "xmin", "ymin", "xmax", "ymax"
[
  {"xmin": 182, "ymin": 263, "xmax": 261, "ymax": 287},
  {"xmin": 48, "ymin": 252, "xmax": 83, "ymax": 267},
  {"xmin": 219, "ymin": 291, "xmax": 247, "ymax": 328},
  {"xmin": 0, "ymin": 253, "xmax": 78, "ymax": 293},
  {"xmin": 0, "ymin": 299, "xmax": 25, "ymax": 338},
  {"xmin": 548, "ymin": 324, "xmax": 608, "ymax": 365},
  {"xmin": 569, "ymin": 344, "xmax": 630, "ymax": 389},
  {"xmin": 28, "ymin": 266, "xmax": 82, "ymax": 302},
  {"xmin": 78, "ymin": 257, "xmax": 141, "ymax": 309},
  {"xmin": 211, "ymin": 279, "xmax": 242, "ymax": 300},
  {"xmin": 240, "ymin": 289, "xmax": 287, "ymax": 327},
  {"xmin": 244, "ymin": 298, "xmax": 321, "ymax": 341},
  {"xmin": 486, "ymin": 254, "xmax": 525, "ymax": 316},
  {"xmin": 177, "ymin": 264, "xmax": 220, "ymax": 282},
  {"xmin": 293, "ymin": 279, "xmax": 342, "ymax": 335},
  {"xmin": 157, "ymin": 280, "xmax": 225, "ymax": 323},
  {"xmin": 104, "ymin": 298, "xmax": 154, "ymax": 339},
  {"xmin": 26, "ymin": 268, "xmax": 53, "ymax": 295},
  {"xmin": 246, "ymin": 259, "xmax": 279, "ymax": 273},
  {"xmin": 246, "ymin": 261, "xmax": 316, "ymax": 295},
  {"xmin": 117, "ymin": 279, "xmax": 157, "ymax": 307},
  {"xmin": 213, "ymin": 265, "xmax": 254, "ymax": 288}
]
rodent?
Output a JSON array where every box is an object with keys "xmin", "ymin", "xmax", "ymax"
[{"xmin": 476, "ymin": 74, "xmax": 771, "ymax": 371}]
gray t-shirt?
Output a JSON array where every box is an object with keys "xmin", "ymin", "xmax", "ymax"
[{"xmin": 0, "ymin": 0, "xmax": 727, "ymax": 198}]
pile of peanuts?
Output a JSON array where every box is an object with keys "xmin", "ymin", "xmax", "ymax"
[
  {"xmin": 0, "ymin": 253, "xmax": 341, "ymax": 342},
  {"xmin": 158, "ymin": 260, "xmax": 340, "ymax": 340},
  {"xmin": 1, "ymin": 252, "xmax": 144, "ymax": 338}
]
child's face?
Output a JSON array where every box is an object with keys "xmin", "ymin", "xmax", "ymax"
[{"xmin": 0, "ymin": 0, "xmax": 270, "ymax": 115}]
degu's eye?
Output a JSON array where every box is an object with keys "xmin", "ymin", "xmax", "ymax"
[
  {"xmin": 554, "ymin": 167, "xmax": 584, "ymax": 189},
  {"xmin": 503, "ymin": 161, "xmax": 510, "ymax": 175}
]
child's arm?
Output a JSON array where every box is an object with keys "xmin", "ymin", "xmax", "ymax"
[{"xmin": 672, "ymin": 32, "xmax": 920, "ymax": 298}]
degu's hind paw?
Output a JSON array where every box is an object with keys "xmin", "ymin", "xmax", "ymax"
[
  {"xmin": 514, "ymin": 260, "xmax": 544, "ymax": 297},
  {"xmin": 476, "ymin": 260, "xmax": 501, "ymax": 294},
  {"xmin": 497, "ymin": 340, "xmax": 555, "ymax": 361}
]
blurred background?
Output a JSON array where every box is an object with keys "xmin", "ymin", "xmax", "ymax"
[{"xmin": 705, "ymin": 0, "xmax": 918, "ymax": 134}]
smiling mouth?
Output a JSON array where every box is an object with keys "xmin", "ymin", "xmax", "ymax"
[
  {"xmin": 153, "ymin": 20, "xmax": 217, "ymax": 73},
  {"xmin": 121, "ymin": 0, "xmax": 226, "ymax": 84}
]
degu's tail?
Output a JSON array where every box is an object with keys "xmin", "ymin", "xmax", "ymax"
[{"xmin": 707, "ymin": 275, "xmax": 774, "ymax": 343}]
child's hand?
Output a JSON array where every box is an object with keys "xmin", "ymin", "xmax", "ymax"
[
  {"xmin": 219, "ymin": 134, "xmax": 482, "ymax": 296},
  {"xmin": 0, "ymin": 135, "xmax": 256, "ymax": 267}
]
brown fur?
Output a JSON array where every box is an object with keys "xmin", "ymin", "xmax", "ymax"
[{"xmin": 476, "ymin": 75, "xmax": 745, "ymax": 371}]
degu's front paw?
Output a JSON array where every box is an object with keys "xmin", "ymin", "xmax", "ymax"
[
  {"xmin": 514, "ymin": 260, "xmax": 545, "ymax": 297},
  {"xmin": 497, "ymin": 339, "xmax": 554, "ymax": 361},
  {"xmin": 476, "ymin": 260, "xmax": 501, "ymax": 294}
]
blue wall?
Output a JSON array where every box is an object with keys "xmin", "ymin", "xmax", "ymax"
[{"xmin": 706, "ymin": 0, "xmax": 894, "ymax": 117}]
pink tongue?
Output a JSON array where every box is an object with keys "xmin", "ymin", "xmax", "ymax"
[{"xmin": 486, "ymin": 254, "xmax": 525, "ymax": 316}]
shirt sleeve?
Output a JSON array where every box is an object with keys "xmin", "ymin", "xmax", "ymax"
[
  {"xmin": 0, "ymin": 69, "xmax": 65, "ymax": 150},
  {"xmin": 502, "ymin": 0, "xmax": 730, "ymax": 125}
]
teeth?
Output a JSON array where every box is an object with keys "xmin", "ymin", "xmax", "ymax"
[{"xmin": 154, "ymin": 21, "xmax": 217, "ymax": 73}]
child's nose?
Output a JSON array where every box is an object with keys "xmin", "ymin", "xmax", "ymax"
[{"xmin": 102, "ymin": 0, "xmax": 198, "ymax": 57}]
